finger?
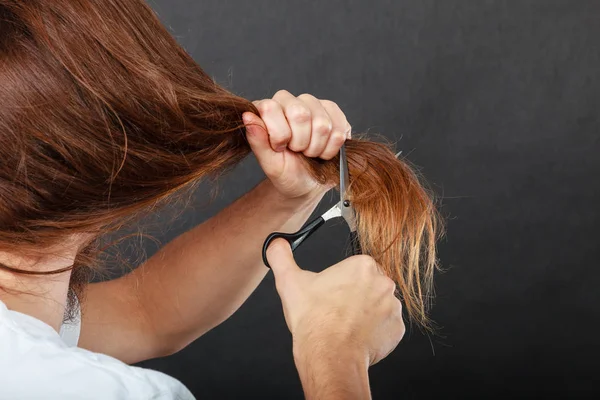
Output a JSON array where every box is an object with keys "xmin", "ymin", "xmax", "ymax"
[
  {"xmin": 243, "ymin": 111, "xmax": 270, "ymax": 153},
  {"xmin": 320, "ymin": 99, "xmax": 352, "ymax": 139},
  {"xmin": 266, "ymin": 238, "xmax": 302, "ymax": 283},
  {"xmin": 319, "ymin": 100, "xmax": 351, "ymax": 160},
  {"xmin": 242, "ymin": 112, "xmax": 283, "ymax": 177},
  {"xmin": 298, "ymin": 94, "xmax": 333, "ymax": 158},
  {"xmin": 254, "ymin": 99, "xmax": 292, "ymax": 152},
  {"xmin": 320, "ymin": 130, "xmax": 347, "ymax": 160},
  {"xmin": 273, "ymin": 90, "xmax": 312, "ymax": 152}
]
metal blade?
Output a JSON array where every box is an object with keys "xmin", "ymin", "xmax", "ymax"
[
  {"xmin": 339, "ymin": 144, "xmax": 350, "ymax": 200},
  {"xmin": 339, "ymin": 144, "xmax": 357, "ymax": 232}
]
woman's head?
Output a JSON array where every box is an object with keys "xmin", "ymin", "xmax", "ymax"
[{"xmin": 0, "ymin": 0, "xmax": 441, "ymax": 330}]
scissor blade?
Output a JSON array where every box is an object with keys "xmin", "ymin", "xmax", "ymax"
[
  {"xmin": 339, "ymin": 144, "xmax": 350, "ymax": 200},
  {"xmin": 339, "ymin": 144, "xmax": 357, "ymax": 232}
]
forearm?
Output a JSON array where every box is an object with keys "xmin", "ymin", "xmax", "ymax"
[
  {"xmin": 127, "ymin": 178, "xmax": 323, "ymax": 354},
  {"xmin": 294, "ymin": 343, "xmax": 371, "ymax": 400}
]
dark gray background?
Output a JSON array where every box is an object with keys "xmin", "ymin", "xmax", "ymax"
[{"xmin": 128, "ymin": 1, "xmax": 600, "ymax": 398}]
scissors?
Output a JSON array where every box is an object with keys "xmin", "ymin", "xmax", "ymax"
[{"xmin": 262, "ymin": 143, "xmax": 361, "ymax": 268}]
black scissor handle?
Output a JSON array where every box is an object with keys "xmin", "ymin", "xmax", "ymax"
[{"xmin": 262, "ymin": 217, "xmax": 325, "ymax": 269}]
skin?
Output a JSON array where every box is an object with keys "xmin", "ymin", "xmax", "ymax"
[{"xmin": 0, "ymin": 90, "xmax": 404, "ymax": 399}]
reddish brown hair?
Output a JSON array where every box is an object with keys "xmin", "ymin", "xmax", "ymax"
[{"xmin": 0, "ymin": 0, "xmax": 441, "ymax": 329}]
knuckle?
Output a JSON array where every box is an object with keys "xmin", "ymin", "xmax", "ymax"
[
  {"xmin": 302, "ymin": 149, "xmax": 318, "ymax": 158},
  {"xmin": 397, "ymin": 319, "xmax": 406, "ymax": 339},
  {"xmin": 354, "ymin": 255, "xmax": 378, "ymax": 272},
  {"xmin": 298, "ymin": 93, "xmax": 317, "ymax": 101},
  {"xmin": 394, "ymin": 298, "xmax": 403, "ymax": 313},
  {"xmin": 354, "ymin": 254, "xmax": 373, "ymax": 265},
  {"xmin": 287, "ymin": 103, "xmax": 311, "ymax": 122},
  {"xmin": 259, "ymin": 99, "xmax": 279, "ymax": 113},
  {"xmin": 331, "ymin": 131, "xmax": 347, "ymax": 143},
  {"xmin": 289, "ymin": 142, "xmax": 308, "ymax": 153},
  {"xmin": 369, "ymin": 259, "xmax": 381, "ymax": 272},
  {"xmin": 312, "ymin": 118, "xmax": 332, "ymax": 136},
  {"xmin": 319, "ymin": 99, "xmax": 337, "ymax": 108},
  {"xmin": 389, "ymin": 300, "xmax": 405, "ymax": 335},
  {"xmin": 274, "ymin": 89, "xmax": 291, "ymax": 98},
  {"xmin": 272, "ymin": 129, "xmax": 292, "ymax": 143},
  {"xmin": 320, "ymin": 99, "xmax": 338, "ymax": 110},
  {"xmin": 382, "ymin": 277, "xmax": 396, "ymax": 293}
]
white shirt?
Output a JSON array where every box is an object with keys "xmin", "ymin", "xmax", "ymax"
[{"xmin": 0, "ymin": 299, "xmax": 195, "ymax": 400}]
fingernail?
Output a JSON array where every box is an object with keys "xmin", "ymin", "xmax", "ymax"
[
  {"xmin": 275, "ymin": 145, "xmax": 286, "ymax": 152},
  {"xmin": 242, "ymin": 114, "xmax": 251, "ymax": 124}
]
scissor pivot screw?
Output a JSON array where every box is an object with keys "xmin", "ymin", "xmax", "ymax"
[{"xmin": 343, "ymin": 200, "xmax": 350, "ymax": 207}]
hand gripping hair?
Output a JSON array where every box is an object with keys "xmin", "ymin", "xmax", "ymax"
[{"xmin": 0, "ymin": 0, "xmax": 442, "ymax": 330}]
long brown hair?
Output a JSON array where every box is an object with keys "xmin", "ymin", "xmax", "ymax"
[{"xmin": 0, "ymin": 0, "xmax": 441, "ymax": 330}]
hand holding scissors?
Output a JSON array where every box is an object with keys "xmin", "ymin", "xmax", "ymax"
[{"xmin": 262, "ymin": 143, "xmax": 361, "ymax": 268}]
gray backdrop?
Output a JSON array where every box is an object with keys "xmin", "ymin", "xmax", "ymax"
[{"xmin": 125, "ymin": 1, "xmax": 600, "ymax": 398}]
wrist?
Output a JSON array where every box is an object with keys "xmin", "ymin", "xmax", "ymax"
[
  {"xmin": 293, "ymin": 337, "xmax": 369, "ymax": 370},
  {"xmin": 259, "ymin": 178, "xmax": 326, "ymax": 213},
  {"xmin": 294, "ymin": 345, "xmax": 371, "ymax": 400},
  {"xmin": 293, "ymin": 339, "xmax": 371, "ymax": 400}
]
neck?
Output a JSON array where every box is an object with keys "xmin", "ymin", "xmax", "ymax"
[{"xmin": 0, "ymin": 243, "xmax": 78, "ymax": 332}]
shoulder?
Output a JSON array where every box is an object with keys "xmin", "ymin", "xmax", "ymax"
[{"xmin": 0, "ymin": 305, "xmax": 194, "ymax": 400}]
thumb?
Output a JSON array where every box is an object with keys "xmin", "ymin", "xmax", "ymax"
[
  {"xmin": 266, "ymin": 238, "xmax": 301, "ymax": 284},
  {"xmin": 242, "ymin": 112, "xmax": 282, "ymax": 177}
]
